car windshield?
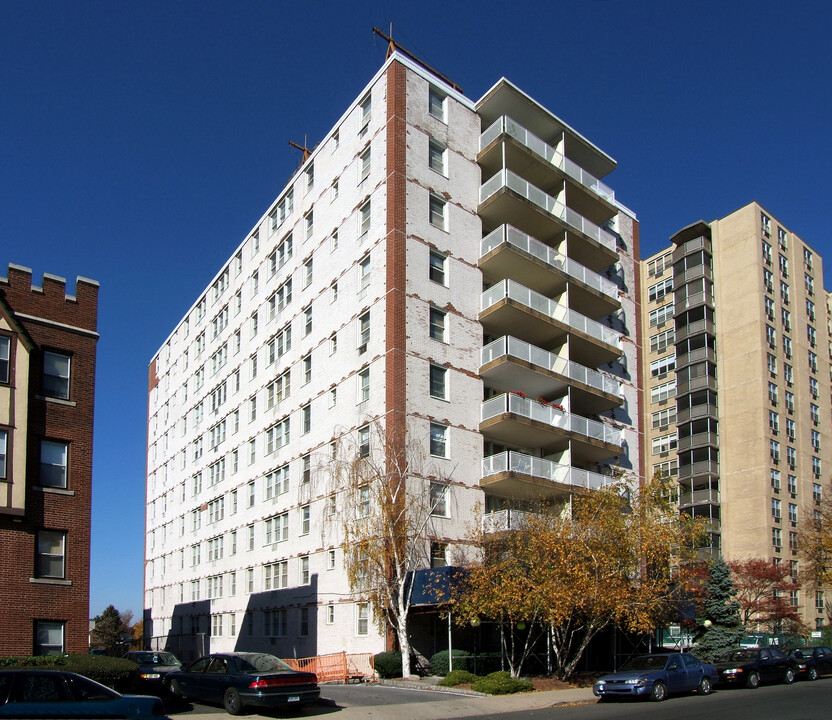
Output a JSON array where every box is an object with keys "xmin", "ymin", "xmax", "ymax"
[
  {"xmin": 235, "ymin": 654, "xmax": 295, "ymax": 673},
  {"xmin": 620, "ymin": 656, "xmax": 669, "ymax": 671},
  {"xmin": 129, "ymin": 652, "xmax": 179, "ymax": 665},
  {"xmin": 718, "ymin": 649, "xmax": 757, "ymax": 663}
]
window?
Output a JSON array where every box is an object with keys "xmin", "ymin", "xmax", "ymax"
[
  {"xmin": 784, "ymin": 391, "xmax": 794, "ymax": 413},
  {"xmin": 786, "ymin": 418, "xmax": 795, "ymax": 441},
  {"xmin": 264, "ymin": 561, "xmax": 288, "ymax": 590},
  {"xmin": 764, "ymin": 296, "xmax": 774, "ymax": 320},
  {"xmin": 358, "ymin": 425, "xmax": 370, "ymax": 458},
  {"xmin": 265, "ymin": 609, "xmax": 287, "ymax": 638},
  {"xmin": 330, "ymin": 231, "xmax": 339, "ymax": 252},
  {"xmin": 805, "ymin": 273, "xmax": 814, "ymax": 296},
  {"xmin": 779, "ymin": 254, "xmax": 788, "ymax": 278},
  {"xmin": 809, "ymin": 350, "xmax": 818, "ymax": 373},
  {"xmin": 788, "ymin": 474, "xmax": 797, "ymax": 495},
  {"xmin": 430, "ymin": 423, "xmax": 448, "ymax": 458},
  {"xmin": 330, "ymin": 281, "xmax": 338, "ymax": 303},
  {"xmin": 781, "ymin": 308, "xmax": 791, "ymax": 331},
  {"xmin": 327, "ymin": 549, "xmax": 336, "ymax": 570},
  {"xmin": 265, "ymin": 464, "xmax": 289, "ymax": 499},
  {"xmin": 761, "ymin": 212, "xmax": 771, "ymax": 236},
  {"xmin": 329, "ymin": 334, "xmax": 338, "ymax": 355},
  {"xmin": 359, "ymin": 93, "xmax": 371, "ymax": 133},
  {"xmin": 331, "ymin": 129, "xmax": 339, "ymax": 151},
  {"xmin": 784, "ymin": 363, "xmax": 793, "ymax": 385},
  {"xmin": 359, "ymin": 200, "xmax": 371, "ymax": 240},
  {"xmin": 42, "ymin": 351, "xmax": 70, "ymax": 399},
  {"xmin": 812, "ymin": 456, "xmax": 821, "ymax": 478},
  {"xmin": 36, "ymin": 530, "xmax": 65, "ymax": 579},
  {"xmin": 302, "ymin": 454, "xmax": 311, "ymax": 484},
  {"xmin": 769, "ymin": 410, "xmax": 780, "ymax": 434},
  {"xmin": 767, "ymin": 353, "xmax": 777, "ymax": 376},
  {"xmin": 40, "ymin": 440, "xmax": 68, "ymax": 488},
  {"xmin": 650, "ymin": 355, "xmax": 676, "ymax": 378},
  {"xmin": 789, "ymin": 503, "xmax": 798, "ymax": 524},
  {"xmin": 772, "ymin": 527, "xmax": 782, "ymax": 549},
  {"xmin": 304, "ymin": 210, "xmax": 313, "ymax": 240},
  {"xmin": 812, "ymin": 429, "xmax": 821, "ymax": 452},
  {"xmin": 210, "ymin": 614, "xmax": 223, "ymax": 637},
  {"xmin": 358, "ymin": 312, "xmax": 370, "ymax": 352},
  {"xmin": 265, "ymin": 417, "xmax": 290, "ymax": 453},
  {"xmin": 807, "ymin": 325, "xmax": 817, "ymax": 348},
  {"xmin": 650, "ymin": 380, "xmax": 676, "ymax": 404},
  {"xmin": 430, "ymin": 481, "xmax": 448, "ymax": 516},
  {"xmin": 650, "ymin": 329, "xmax": 676, "ymax": 354},
  {"xmin": 766, "ymin": 324, "xmax": 776, "ymax": 348},
  {"xmin": 299, "ymin": 556, "xmax": 310, "ymax": 585},
  {"xmin": 428, "ymin": 88, "xmax": 446, "ymax": 121},
  {"xmin": 358, "ymin": 255, "xmax": 371, "ymax": 296},
  {"xmin": 429, "ymin": 307, "xmax": 447, "ymax": 342},
  {"xmin": 303, "ymin": 257, "xmax": 313, "ymax": 288},
  {"xmin": 762, "ymin": 240, "xmax": 772, "ymax": 264},
  {"xmin": 763, "ymin": 268, "xmax": 774, "ymax": 292},
  {"xmin": 652, "ymin": 407, "xmax": 676, "ymax": 429},
  {"xmin": 809, "ymin": 377, "xmax": 819, "ymax": 399},
  {"xmin": 648, "ymin": 278, "xmax": 674, "ymax": 303},
  {"xmin": 652, "ymin": 434, "xmax": 677, "ymax": 455},
  {"xmin": 429, "ymin": 250, "xmax": 447, "ymax": 285},
  {"xmin": 302, "ymin": 404, "xmax": 311, "ymax": 434},
  {"xmin": 780, "ymin": 280, "xmax": 790, "ymax": 304},
  {"xmin": 648, "ymin": 304, "xmax": 674, "ymax": 327},
  {"xmin": 771, "ymin": 469, "xmax": 781, "ymax": 492},
  {"xmin": 34, "ymin": 621, "xmax": 64, "ymax": 656},
  {"xmin": 771, "ymin": 498, "xmax": 781, "ymax": 521},
  {"xmin": 813, "ymin": 483, "xmax": 822, "ymax": 502},
  {"xmin": 300, "ymin": 505, "xmax": 310, "ymax": 535},
  {"xmin": 806, "ymin": 299, "xmax": 815, "ymax": 321},
  {"xmin": 431, "ymin": 542, "xmax": 447, "ymax": 568},
  {"xmin": 429, "ymin": 195, "xmax": 447, "ymax": 230},
  {"xmin": 430, "ymin": 364, "xmax": 447, "ymax": 400},
  {"xmin": 356, "ymin": 602, "xmax": 369, "ymax": 636},
  {"xmin": 358, "ymin": 368, "xmax": 370, "ymax": 403},
  {"xmin": 264, "ymin": 513, "xmax": 289, "ymax": 544},
  {"xmin": 810, "ymin": 403, "xmax": 820, "ymax": 425},
  {"xmin": 304, "ymin": 305, "xmax": 312, "ymax": 336},
  {"xmin": 770, "ymin": 440, "xmax": 780, "ymax": 463},
  {"xmin": 428, "ymin": 139, "xmax": 447, "ymax": 175},
  {"xmin": 303, "ymin": 354, "xmax": 312, "ymax": 384}
]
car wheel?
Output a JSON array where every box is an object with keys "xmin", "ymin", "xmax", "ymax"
[
  {"xmin": 169, "ymin": 679, "xmax": 184, "ymax": 698},
  {"xmin": 807, "ymin": 667, "xmax": 818, "ymax": 681},
  {"xmin": 783, "ymin": 668, "xmax": 795, "ymax": 684},
  {"xmin": 223, "ymin": 687, "xmax": 244, "ymax": 716},
  {"xmin": 698, "ymin": 676, "xmax": 712, "ymax": 695},
  {"xmin": 746, "ymin": 671, "xmax": 760, "ymax": 689},
  {"xmin": 650, "ymin": 681, "xmax": 667, "ymax": 702}
]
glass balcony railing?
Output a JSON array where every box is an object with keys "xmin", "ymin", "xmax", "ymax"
[
  {"xmin": 481, "ymin": 393, "xmax": 624, "ymax": 447},
  {"xmin": 481, "ymin": 279, "xmax": 623, "ymax": 350},
  {"xmin": 481, "ymin": 336, "xmax": 622, "ymax": 398},
  {"xmin": 481, "ymin": 508, "xmax": 535, "ymax": 533},
  {"xmin": 480, "ymin": 170, "xmax": 617, "ymax": 252},
  {"xmin": 481, "ymin": 225, "xmax": 619, "ymax": 300},
  {"xmin": 482, "ymin": 450, "xmax": 616, "ymax": 490},
  {"xmin": 480, "ymin": 117, "xmax": 615, "ymax": 203}
]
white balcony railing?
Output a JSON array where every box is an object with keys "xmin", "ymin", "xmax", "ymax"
[
  {"xmin": 481, "ymin": 279, "xmax": 623, "ymax": 351},
  {"xmin": 481, "ymin": 336, "xmax": 622, "ymax": 398},
  {"xmin": 482, "ymin": 451, "xmax": 616, "ymax": 490},
  {"xmin": 481, "ymin": 225, "xmax": 619, "ymax": 300},
  {"xmin": 481, "ymin": 508, "xmax": 536, "ymax": 533},
  {"xmin": 480, "ymin": 169, "xmax": 616, "ymax": 252},
  {"xmin": 481, "ymin": 393, "xmax": 624, "ymax": 447},
  {"xmin": 480, "ymin": 116, "xmax": 615, "ymax": 203}
]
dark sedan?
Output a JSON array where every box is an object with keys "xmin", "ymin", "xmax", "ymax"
[
  {"xmin": 593, "ymin": 652, "xmax": 717, "ymax": 701},
  {"xmin": 789, "ymin": 645, "xmax": 832, "ymax": 680},
  {"xmin": 164, "ymin": 652, "xmax": 319, "ymax": 715},
  {"xmin": 123, "ymin": 651, "xmax": 182, "ymax": 692},
  {"xmin": 0, "ymin": 669, "xmax": 165, "ymax": 719},
  {"xmin": 713, "ymin": 647, "xmax": 799, "ymax": 687}
]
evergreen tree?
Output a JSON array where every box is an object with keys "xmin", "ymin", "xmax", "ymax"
[
  {"xmin": 90, "ymin": 605, "xmax": 130, "ymax": 655},
  {"xmin": 695, "ymin": 557, "xmax": 743, "ymax": 662}
]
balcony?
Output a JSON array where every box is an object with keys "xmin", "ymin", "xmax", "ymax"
[
  {"xmin": 480, "ymin": 225, "xmax": 620, "ymax": 318},
  {"xmin": 677, "ymin": 460, "xmax": 719, "ymax": 479},
  {"xmin": 479, "ymin": 116, "xmax": 615, "ymax": 204},
  {"xmin": 480, "ymin": 280, "xmax": 622, "ymax": 366},
  {"xmin": 676, "ymin": 403, "xmax": 718, "ymax": 423},
  {"xmin": 481, "ymin": 451, "xmax": 615, "ymax": 500},
  {"xmin": 676, "ymin": 375, "xmax": 718, "ymax": 395},
  {"xmin": 674, "ymin": 291, "xmax": 715, "ymax": 313},
  {"xmin": 675, "ymin": 263, "xmax": 713, "ymax": 286},
  {"xmin": 672, "ymin": 235, "xmax": 712, "ymax": 264},
  {"xmin": 679, "ymin": 488, "xmax": 720, "ymax": 508},
  {"xmin": 677, "ymin": 431, "xmax": 719, "ymax": 452},
  {"xmin": 480, "ymin": 393, "xmax": 623, "ymax": 462},
  {"xmin": 674, "ymin": 318, "xmax": 716, "ymax": 344},
  {"xmin": 478, "ymin": 169, "xmax": 617, "ymax": 271},
  {"xmin": 480, "ymin": 336, "xmax": 623, "ymax": 414},
  {"xmin": 675, "ymin": 346, "xmax": 717, "ymax": 369}
]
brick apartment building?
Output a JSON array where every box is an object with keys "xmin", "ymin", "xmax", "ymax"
[{"xmin": 0, "ymin": 264, "xmax": 99, "ymax": 655}]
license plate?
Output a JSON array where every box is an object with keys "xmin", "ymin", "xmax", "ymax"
[{"xmin": 288, "ymin": 695, "xmax": 300, "ymax": 702}]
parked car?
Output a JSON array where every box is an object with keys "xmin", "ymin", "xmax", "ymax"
[
  {"xmin": 593, "ymin": 652, "xmax": 718, "ymax": 702},
  {"xmin": 0, "ymin": 669, "xmax": 165, "ymax": 718},
  {"xmin": 163, "ymin": 652, "xmax": 319, "ymax": 715},
  {"xmin": 122, "ymin": 651, "xmax": 182, "ymax": 692},
  {"xmin": 788, "ymin": 646, "xmax": 832, "ymax": 680},
  {"xmin": 713, "ymin": 647, "xmax": 799, "ymax": 687}
]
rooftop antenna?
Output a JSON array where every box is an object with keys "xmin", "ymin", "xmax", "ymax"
[
  {"xmin": 289, "ymin": 136, "xmax": 312, "ymax": 164},
  {"xmin": 372, "ymin": 25, "xmax": 463, "ymax": 94}
]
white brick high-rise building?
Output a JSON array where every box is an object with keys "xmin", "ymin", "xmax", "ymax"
[{"xmin": 144, "ymin": 51, "xmax": 641, "ymax": 661}]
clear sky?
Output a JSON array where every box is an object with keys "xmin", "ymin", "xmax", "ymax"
[{"xmin": 1, "ymin": 1, "xmax": 829, "ymax": 618}]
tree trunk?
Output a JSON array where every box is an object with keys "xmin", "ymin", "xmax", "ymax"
[{"xmin": 398, "ymin": 619, "xmax": 411, "ymax": 679}]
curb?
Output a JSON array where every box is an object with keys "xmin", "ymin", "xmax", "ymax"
[{"xmin": 375, "ymin": 678, "xmax": 487, "ymax": 697}]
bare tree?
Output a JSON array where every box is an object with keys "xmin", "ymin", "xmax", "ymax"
[{"xmin": 326, "ymin": 419, "xmax": 459, "ymax": 678}]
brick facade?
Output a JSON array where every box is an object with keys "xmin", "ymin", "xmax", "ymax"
[{"xmin": 0, "ymin": 264, "xmax": 99, "ymax": 655}]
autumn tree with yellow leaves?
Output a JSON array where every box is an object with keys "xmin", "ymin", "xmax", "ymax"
[
  {"xmin": 452, "ymin": 480, "xmax": 706, "ymax": 679},
  {"xmin": 800, "ymin": 479, "xmax": 832, "ymax": 613}
]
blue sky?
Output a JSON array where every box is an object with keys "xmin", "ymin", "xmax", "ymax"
[{"xmin": 1, "ymin": 1, "xmax": 829, "ymax": 618}]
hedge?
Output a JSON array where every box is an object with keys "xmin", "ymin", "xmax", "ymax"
[
  {"xmin": 374, "ymin": 651, "xmax": 407, "ymax": 679},
  {"xmin": 471, "ymin": 670, "xmax": 533, "ymax": 695},
  {"xmin": 0, "ymin": 655, "xmax": 139, "ymax": 692},
  {"xmin": 437, "ymin": 669, "xmax": 479, "ymax": 687}
]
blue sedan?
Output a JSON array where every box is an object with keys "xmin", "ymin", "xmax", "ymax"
[
  {"xmin": 0, "ymin": 669, "xmax": 165, "ymax": 718},
  {"xmin": 593, "ymin": 653, "xmax": 718, "ymax": 702}
]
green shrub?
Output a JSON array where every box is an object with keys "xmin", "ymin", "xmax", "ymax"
[
  {"xmin": 0, "ymin": 655, "xmax": 139, "ymax": 692},
  {"xmin": 374, "ymin": 651, "xmax": 406, "ymax": 679},
  {"xmin": 471, "ymin": 670, "xmax": 533, "ymax": 695},
  {"xmin": 429, "ymin": 649, "xmax": 474, "ymax": 676},
  {"xmin": 437, "ymin": 669, "xmax": 479, "ymax": 687}
]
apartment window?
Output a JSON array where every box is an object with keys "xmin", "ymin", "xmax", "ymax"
[
  {"xmin": 264, "ymin": 561, "xmax": 288, "ymax": 590},
  {"xmin": 785, "ymin": 446, "xmax": 796, "ymax": 469},
  {"xmin": 300, "ymin": 505, "xmax": 311, "ymax": 536},
  {"xmin": 784, "ymin": 363, "xmax": 793, "ymax": 386},
  {"xmin": 359, "ymin": 93, "xmax": 371, "ymax": 132},
  {"xmin": 299, "ymin": 556, "xmax": 310, "ymax": 585},
  {"xmin": 249, "ymin": 395, "xmax": 257, "ymax": 422},
  {"xmin": 779, "ymin": 254, "xmax": 789, "ymax": 278},
  {"xmin": 428, "ymin": 87, "xmax": 447, "ymax": 122},
  {"xmin": 302, "ymin": 257, "xmax": 313, "ymax": 289},
  {"xmin": 810, "ymin": 403, "xmax": 819, "ymax": 425},
  {"xmin": 329, "ymin": 334, "xmax": 338, "ymax": 355},
  {"xmin": 304, "ymin": 210, "xmax": 314, "ymax": 240},
  {"xmin": 786, "ymin": 418, "xmax": 795, "ymax": 441},
  {"xmin": 429, "ymin": 195, "xmax": 447, "ymax": 230},
  {"xmin": 807, "ymin": 325, "xmax": 816, "ymax": 348},
  {"xmin": 430, "ymin": 423, "xmax": 448, "ymax": 458},
  {"xmin": 788, "ymin": 474, "xmax": 797, "ymax": 496},
  {"xmin": 761, "ymin": 212, "xmax": 771, "ymax": 236},
  {"xmin": 809, "ymin": 350, "xmax": 818, "ymax": 373},
  {"xmin": 789, "ymin": 503, "xmax": 798, "ymax": 524},
  {"xmin": 358, "ymin": 254, "xmax": 371, "ymax": 296},
  {"xmin": 327, "ymin": 549, "xmax": 336, "ymax": 570},
  {"xmin": 806, "ymin": 298, "xmax": 815, "ymax": 321},
  {"xmin": 653, "ymin": 460, "xmax": 679, "ymax": 478},
  {"xmin": 42, "ymin": 351, "xmax": 70, "ymax": 399},
  {"xmin": 356, "ymin": 200, "xmax": 372, "ymax": 241},
  {"xmin": 36, "ymin": 530, "xmax": 66, "ymax": 579},
  {"xmin": 265, "ymin": 464, "xmax": 289, "ymax": 499},
  {"xmin": 302, "ymin": 454, "xmax": 311, "ymax": 484},
  {"xmin": 430, "ymin": 481, "xmax": 448, "ymax": 517},
  {"xmin": 210, "ymin": 614, "xmax": 223, "ymax": 637},
  {"xmin": 813, "ymin": 483, "xmax": 822, "ymax": 502},
  {"xmin": 771, "ymin": 498, "xmax": 781, "ymax": 521},
  {"xmin": 265, "ymin": 417, "xmax": 290, "ymax": 454},
  {"xmin": 650, "ymin": 380, "xmax": 676, "ymax": 404},
  {"xmin": 429, "ymin": 249, "xmax": 447, "ymax": 285},
  {"xmin": 650, "ymin": 329, "xmax": 676, "ymax": 354},
  {"xmin": 650, "ymin": 355, "xmax": 676, "ymax": 378},
  {"xmin": 264, "ymin": 513, "xmax": 289, "ymax": 545},
  {"xmin": 39, "ymin": 440, "xmax": 68, "ymax": 488},
  {"xmin": 766, "ymin": 325, "xmax": 776, "ymax": 348},
  {"xmin": 305, "ymin": 163, "xmax": 314, "ymax": 192},
  {"xmin": 764, "ymin": 296, "xmax": 774, "ymax": 320},
  {"xmin": 785, "ymin": 391, "xmax": 794, "ymax": 414},
  {"xmin": 772, "ymin": 527, "xmax": 782, "ymax": 549},
  {"xmin": 429, "ymin": 307, "xmax": 447, "ymax": 342},
  {"xmin": 266, "ymin": 369, "xmax": 291, "ymax": 408},
  {"xmin": 330, "ymin": 281, "xmax": 338, "ymax": 303},
  {"xmin": 761, "ymin": 240, "xmax": 772, "ymax": 265},
  {"xmin": 652, "ymin": 434, "xmax": 677, "ymax": 455},
  {"xmin": 302, "ymin": 404, "xmax": 311, "ymax": 434},
  {"xmin": 648, "ymin": 278, "xmax": 674, "ymax": 303},
  {"xmin": 805, "ymin": 273, "xmax": 814, "ymax": 296},
  {"xmin": 768, "ymin": 410, "xmax": 780, "ymax": 435},
  {"xmin": 359, "ymin": 145, "xmax": 371, "ymax": 183},
  {"xmin": 812, "ymin": 456, "xmax": 821, "ymax": 478},
  {"xmin": 34, "ymin": 621, "xmax": 64, "ymax": 656},
  {"xmin": 789, "ymin": 533, "xmax": 799, "ymax": 553},
  {"xmin": 812, "ymin": 429, "xmax": 821, "ymax": 452},
  {"xmin": 303, "ymin": 354, "xmax": 312, "ymax": 384},
  {"xmin": 772, "ymin": 441, "xmax": 782, "ymax": 462},
  {"xmin": 358, "ymin": 312, "xmax": 370, "ymax": 353},
  {"xmin": 767, "ymin": 353, "xmax": 777, "ymax": 376},
  {"xmin": 652, "ymin": 407, "xmax": 676, "ymax": 429},
  {"xmin": 771, "ymin": 469, "xmax": 781, "ymax": 492},
  {"xmin": 763, "ymin": 268, "xmax": 774, "ymax": 293},
  {"xmin": 648, "ymin": 304, "xmax": 674, "ymax": 327},
  {"xmin": 356, "ymin": 602, "xmax": 369, "ymax": 636},
  {"xmin": 430, "ymin": 364, "xmax": 448, "ymax": 400},
  {"xmin": 265, "ymin": 609, "xmax": 287, "ymax": 638},
  {"xmin": 428, "ymin": 138, "xmax": 447, "ymax": 175},
  {"xmin": 358, "ymin": 369, "xmax": 370, "ymax": 403},
  {"xmin": 331, "ymin": 129, "xmax": 340, "ymax": 151},
  {"xmin": 330, "ymin": 231, "xmax": 339, "ymax": 252},
  {"xmin": 781, "ymin": 308, "xmax": 791, "ymax": 331},
  {"xmin": 780, "ymin": 280, "xmax": 790, "ymax": 304},
  {"xmin": 809, "ymin": 377, "xmax": 819, "ymax": 399},
  {"xmin": 358, "ymin": 425, "xmax": 370, "ymax": 458}
]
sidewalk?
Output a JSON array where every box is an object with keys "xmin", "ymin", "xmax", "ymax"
[{"xmin": 174, "ymin": 679, "xmax": 597, "ymax": 720}]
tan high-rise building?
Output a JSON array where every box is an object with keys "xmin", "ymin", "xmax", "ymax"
[{"xmin": 640, "ymin": 201, "xmax": 829, "ymax": 629}]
